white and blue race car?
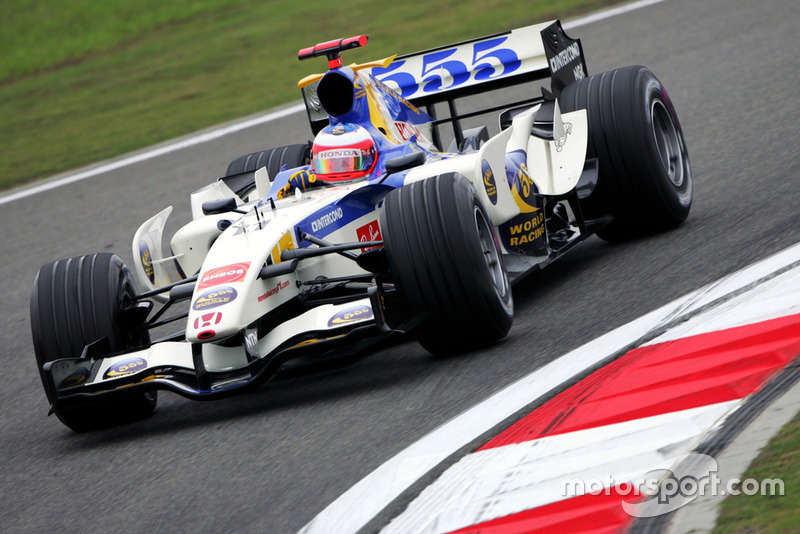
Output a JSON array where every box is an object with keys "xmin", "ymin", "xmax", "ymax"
[{"xmin": 30, "ymin": 21, "xmax": 691, "ymax": 432}]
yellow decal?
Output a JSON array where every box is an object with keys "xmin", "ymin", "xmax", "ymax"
[
  {"xmin": 104, "ymin": 357, "xmax": 148, "ymax": 379},
  {"xmin": 511, "ymin": 164, "xmax": 539, "ymax": 214},
  {"xmin": 350, "ymin": 55, "xmax": 396, "ymax": 72},
  {"xmin": 298, "ymin": 73, "xmax": 324, "ymax": 89},
  {"xmin": 364, "ymin": 79, "xmax": 396, "ymax": 142},
  {"xmin": 271, "ymin": 232, "xmax": 295, "ymax": 265},
  {"xmin": 290, "ymin": 334, "xmax": 345, "ymax": 349},
  {"xmin": 297, "ymin": 56, "xmax": 396, "ymax": 89}
]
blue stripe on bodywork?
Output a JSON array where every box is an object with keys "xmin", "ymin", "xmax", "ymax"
[{"xmin": 294, "ymin": 184, "xmax": 394, "ymax": 245}]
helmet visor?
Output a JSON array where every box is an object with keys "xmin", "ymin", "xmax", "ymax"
[{"xmin": 312, "ymin": 147, "xmax": 375, "ymax": 175}]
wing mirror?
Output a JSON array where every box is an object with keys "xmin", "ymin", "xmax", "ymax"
[
  {"xmin": 202, "ymin": 197, "xmax": 239, "ymax": 215},
  {"xmin": 384, "ymin": 152, "xmax": 426, "ymax": 176}
]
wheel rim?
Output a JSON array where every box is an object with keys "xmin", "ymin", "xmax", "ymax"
[
  {"xmin": 651, "ymin": 99, "xmax": 685, "ymax": 188},
  {"xmin": 474, "ymin": 207, "xmax": 507, "ymax": 297}
]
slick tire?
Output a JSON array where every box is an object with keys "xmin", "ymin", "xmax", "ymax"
[
  {"xmin": 380, "ymin": 173, "xmax": 513, "ymax": 356},
  {"xmin": 225, "ymin": 143, "xmax": 311, "ymax": 178},
  {"xmin": 30, "ymin": 253, "xmax": 156, "ymax": 432},
  {"xmin": 560, "ymin": 65, "xmax": 692, "ymax": 241}
]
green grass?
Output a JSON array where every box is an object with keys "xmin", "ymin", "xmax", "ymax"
[
  {"xmin": 0, "ymin": 0, "xmax": 622, "ymax": 190},
  {"xmin": 714, "ymin": 414, "xmax": 800, "ymax": 533}
]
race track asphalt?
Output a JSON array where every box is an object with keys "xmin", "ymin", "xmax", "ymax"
[{"xmin": 1, "ymin": 0, "xmax": 798, "ymax": 532}]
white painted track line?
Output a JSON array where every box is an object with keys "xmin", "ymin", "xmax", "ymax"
[
  {"xmin": 563, "ymin": 0, "xmax": 672, "ymax": 30},
  {"xmin": 0, "ymin": 103, "xmax": 305, "ymax": 207}
]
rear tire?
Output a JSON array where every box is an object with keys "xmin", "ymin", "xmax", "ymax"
[
  {"xmin": 30, "ymin": 253, "xmax": 156, "ymax": 432},
  {"xmin": 560, "ymin": 66, "xmax": 692, "ymax": 241},
  {"xmin": 380, "ymin": 173, "xmax": 513, "ymax": 356}
]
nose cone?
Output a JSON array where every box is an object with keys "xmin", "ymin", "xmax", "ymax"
[{"xmin": 186, "ymin": 285, "xmax": 241, "ymax": 342}]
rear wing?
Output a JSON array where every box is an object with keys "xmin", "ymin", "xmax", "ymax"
[{"xmin": 300, "ymin": 20, "xmax": 587, "ymax": 149}]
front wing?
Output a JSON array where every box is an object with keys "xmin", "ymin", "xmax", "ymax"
[{"xmin": 43, "ymin": 295, "xmax": 397, "ymax": 408}]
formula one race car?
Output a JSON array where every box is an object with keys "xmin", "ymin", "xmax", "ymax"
[{"xmin": 30, "ymin": 21, "xmax": 691, "ymax": 431}]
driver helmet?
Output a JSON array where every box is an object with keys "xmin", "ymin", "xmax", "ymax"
[{"xmin": 311, "ymin": 123, "xmax": 377, "ymax": 183}]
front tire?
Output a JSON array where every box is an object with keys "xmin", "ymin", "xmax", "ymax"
[
  {"xmin": 380, "ymin": 173, "xmax": 513, "ymax": 356},
  {"xmin": 560, "ymin": 65, "xmax": 692, "ymax": 241},
  {"xmin": 30, "ymin": 253, "xmax": 156, "ymax": 432},
  {"xmin": 225, "ymin": 143, "xmax": 311, "ymax": 178}
]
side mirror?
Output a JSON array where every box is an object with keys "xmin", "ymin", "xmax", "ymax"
[
  {"xmin": 202, "ymin": 197, "xmax": 238, "ymax": 215},
  {"xmin": 384, "ymin": 152, "xmax": 426, "ymax": 176}
]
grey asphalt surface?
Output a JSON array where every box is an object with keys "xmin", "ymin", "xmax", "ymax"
[{"xmin": 2, "ymin": 0, "xmax": 799, "ymax": 532}]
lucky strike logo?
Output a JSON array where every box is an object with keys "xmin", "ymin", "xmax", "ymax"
[
  {"xmin": 104, "ymin": 357, "xmax": 148, "ymax": 379},
  {"xmin": 192, "ymin": 286, "xmax": 238, "ymax": 311},
  {"xmin": 327, "ymin": 305, "xmax": 374, "ymax": 327},
  {"xmin": 197, "ymin": 262, "xmax": 250, "ymax": 289},
  {"xmin": 356, "ymin": 220, "xmax": 382, "ymax": 252},
  {"xmin": 482, "ymin": 159, "xmax": 498, "ymax": 205}
]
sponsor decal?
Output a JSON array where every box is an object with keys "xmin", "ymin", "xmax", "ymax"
[
  {"xmin": 548, "ymin": 42, "xmax": 581, "ymax": 73},
  {"xmin": 507, "ymin": 211, "xmax": 545, "ymax": 247},
  {"xmin": 509, "ymin": 161, "xmax": 540, "ymax": 214},
  {"xmin": 330, "ymin": 123, "xmax": 358, "ymax": 135},
  {"xmin": 194, "ymin": 312, "xmax": 222, "ymax": 330},
  {"xmin": 542, "ymin": 22, "xmax": 587, "ymax": 89},
  {"xmin": 372, "ymin": 76, "xmax": 423, "ymax": 115},
  {"xmin": 554, "ymin": 122, "xmax": 573, "ymax": 152},
  {"xmin": 394, "ymin": 122, "xmax": 421, "ymax": 142},
  {"xmin": 500, "ymin": 150, "xmax": 546, "ymax": 253},
  {"xmin": 198, "ymin": 262, "xmax": 250, "ymax": 289},
  {"xmin": 258, "ymin": 280, "xmax": 291, "ymax": 302},
  {"xmin": 310, "ymin": 207, "xmax": 344, "ymax": 233},
  {"xmin": 356, "ymin": 220, "xmax": 382, "ymax": 252},
  {"xmin": 353, "ymin": 79, "xmax": 366, "ymax": 100},
  {"xmin": 370, "ymin": 35, "xmax": 521, "ymax": 100},
  {"xmin": 482, "ymin": 160, "xmax": 498, "ymax": 205},
  {"xmin": 296, "ymin": 196, "xmax": 374, "ymax": 241},
  {"xmin": 58, "ymin": 368, "xmax": 90, "ymax": 389},
  {"xmin": 192, "ymin": 286, "xmax": 238, "ymax": 311},
  {"xmin": 328, "ymin": 304, "xmax": 374, "ymax": 327},
  {"xmin": 104, "ymin": 357, "xmax": 147, "ymax": 379},
  {"xmin": 139, "ymin": 241, "xmax": 154, "ymax": 282}
]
